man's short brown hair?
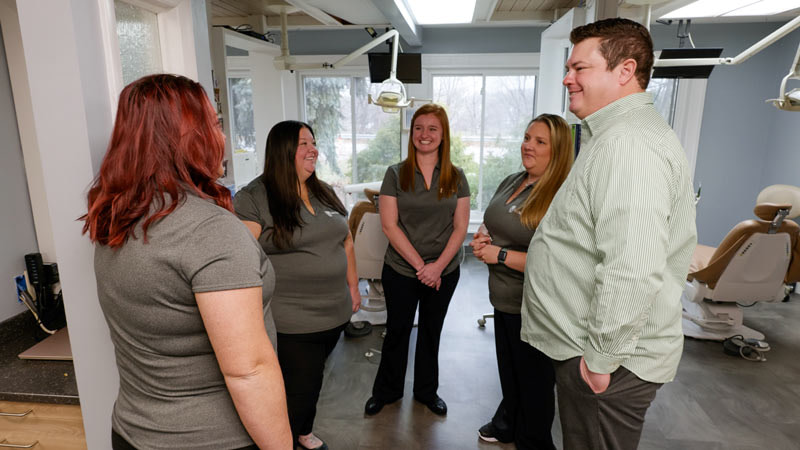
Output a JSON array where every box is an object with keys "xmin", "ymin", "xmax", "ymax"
[{"xmin": 570, "ymin": 18, "xmax": 654, "ymax": 89}]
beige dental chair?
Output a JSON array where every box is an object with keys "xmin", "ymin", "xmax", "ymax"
[
  {"xmin": 349, "ymin": 189, "xmax": 389, "ymax": 325},
  {"xmin": 682, "ymin": 185, "xmax": 800, "ymax": 341}
]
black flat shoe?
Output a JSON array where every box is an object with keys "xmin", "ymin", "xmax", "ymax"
[
  {"xmin": 364, "ymin": 396, "xmax": 386, "ymax": 416},
  {"xmin": 415, "ymin": 395, "xmax": 447, "ymax": 416}
]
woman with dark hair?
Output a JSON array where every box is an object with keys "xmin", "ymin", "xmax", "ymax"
[
  {"xmin": 234, "ymin": 120, "xmax": 360, "ymax": 450},
  {"xmin": 83, "ymin": 74, "xmax": 291, "ymax": 450},
  {"xmin": 471, "ymin": 114, "xmax": 573, "ymax": 449},
  {"xmin": 364, "ymin": 104, "xmax": 470, "ymax": 417}
]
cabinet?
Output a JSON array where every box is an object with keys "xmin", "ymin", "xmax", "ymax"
[{"xmin": 0, "ymin": 401, "xmax": 86, "ymax": 449}]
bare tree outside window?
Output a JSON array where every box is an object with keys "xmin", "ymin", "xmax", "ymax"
[{"xmin": 229, "ymin": 77, "xmax": 255, "ymax": 152}]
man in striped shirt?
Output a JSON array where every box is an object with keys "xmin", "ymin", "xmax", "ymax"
[{"xmin": 520, "ymin": 18, "xmax": 697, "ymax": 450}]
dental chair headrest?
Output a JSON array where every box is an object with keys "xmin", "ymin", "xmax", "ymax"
[
  {"xmin": 754, "ymin": 203, "xmax": 793, "ymax": 221},
  {"xmin": 757, "ymin": 184, "xmax": 800, "ymax": 219}
]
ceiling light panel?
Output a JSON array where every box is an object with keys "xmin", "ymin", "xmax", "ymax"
[
  {"xmin": 724, "ymin": 0, "xmax": 800, "ymax": 16},
  {"xmin": 661, "ymin": 0, "xmax": 758, "ymax": 19},
  {"xmin": 405, "ymin": 0, "xmax": 477, "ymax": 24}
]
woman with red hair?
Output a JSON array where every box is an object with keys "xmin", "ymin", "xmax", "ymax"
[
  {"xmin": 365, "ymin": 104, "xmax": 470, "ymax": 417},
  {"xmin": 83, "ymin": 74, "xmax": 291, "ymax": 450}
]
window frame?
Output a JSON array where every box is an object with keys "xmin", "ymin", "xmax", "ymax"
[{"xmin": 429, "ymin": 70, "xmax": 538, "ymax": 214}]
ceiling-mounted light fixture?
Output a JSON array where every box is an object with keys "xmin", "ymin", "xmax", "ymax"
[
  {"xmin": 271, "ymin": 10, "xmax": 420, "ymax": 114},
  {"xmin": 768, "ymin": 42, "xmax": 800, "ymax": 111}
]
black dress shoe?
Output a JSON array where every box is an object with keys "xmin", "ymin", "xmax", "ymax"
[
  {"xmin": 364, "ymin": 396, "xmax": 386, "ymax": 416},
  {"xmin": 415, "ymin": 395, "xmax": 447, "ymax": 415}
]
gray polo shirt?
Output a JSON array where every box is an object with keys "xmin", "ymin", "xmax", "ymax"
[
  {"xmin": 95, "ymin": 192, "xmax": 276, "ymax": 450},
  {"xmin": 380, "ymin": 162, "xmax": 470, "ymax": 278},
  {"xmin": 483, "ymin": 171, "xmax": 536, "ymax": 314},
  {"xmin": 234, "ymin": 177, "xmax": 352, "ymax": 334}
]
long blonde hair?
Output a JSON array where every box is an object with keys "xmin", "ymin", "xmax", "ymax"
[
  {"xmin": 519, "ymin": 114, "xmax": 574, "ymax": 229},
  {"xmin": 399, "ymin": 104, "xmax": 460, "ymax": 199}
]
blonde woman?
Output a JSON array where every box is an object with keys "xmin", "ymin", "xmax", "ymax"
[{"xmin": 471, "ymin": 114, "xmax": 573, "ymax": 448}]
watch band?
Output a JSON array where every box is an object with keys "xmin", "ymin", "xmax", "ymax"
[{"xmin": 498, "ymin": 248, "xmax": 508, "ymax": 265}]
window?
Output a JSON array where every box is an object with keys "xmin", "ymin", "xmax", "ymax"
[
  {"xmin": 114, "ymin": 1, "xmax": 163, "ymax": 86},
  {"xmin": 433, "ymin": 74, "xmax": 536, "ymax": 211},
  {"xmin": 228, "ymin": 77, "xmax": 256, "ymax": 152},
  {"xmin": 303, "ymin": 76, "xmax": 401, "ymax": 205},
  {"xmin": 648, "ymin": 78, "xmax": 679, "ymax": 125}
]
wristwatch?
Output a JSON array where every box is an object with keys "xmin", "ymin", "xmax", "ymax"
[{"xmin": 497, "ymin": 248, "xmax": 508, "ymax": 265}]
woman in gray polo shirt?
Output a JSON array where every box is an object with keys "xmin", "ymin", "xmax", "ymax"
[
  {"xmin": 470, "ymin": 114, "xmax": 573, "ymax": 449},
  {"xmin": 234, "ymin": 120, "xmax": 360, "ymax": 450},
  {"xmin": 83, "ymin": 74, "xmax": 291, "ymax": 450},
  {"xmin": 364, "ymin": 104, "xmax": 470, "ymax": 417}
]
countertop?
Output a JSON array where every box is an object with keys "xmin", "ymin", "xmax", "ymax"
[{"xmin": 0, "ymin": 311, "xmax": 79, "ymax": 405}]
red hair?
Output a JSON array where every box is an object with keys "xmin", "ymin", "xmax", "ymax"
[{"xmin": 82, "ymin": 74, "xmax": 231, "ymax": 248}]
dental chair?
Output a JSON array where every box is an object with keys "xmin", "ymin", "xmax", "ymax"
[
  {"xmin": 349, "ymin": 189, "xmax": 389, "ymax": 325},
  {"xmin": 682, "ymin": 185, "xmax": 800, "ymax": 341}
]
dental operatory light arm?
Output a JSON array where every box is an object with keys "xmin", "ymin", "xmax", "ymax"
[
  {"xmin": 653, "ymin": 14, "xmax": 800, "ymax": 68},
  {"xmin": 272, "ymin": 11, "xmax": 418, "ymax": 113},
  {"xmin": 653, "ymin": 14, "xmax": 800, "ymax": 111}
]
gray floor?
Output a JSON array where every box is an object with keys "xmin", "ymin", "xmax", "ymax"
[{"xmin": 312, "ymin": 256, "xmax": 800, "ymax": 449}]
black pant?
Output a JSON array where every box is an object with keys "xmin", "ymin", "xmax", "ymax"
[
  {"xmin": 372, "ymin": 264, "xmax": 460, "ymax": 402},
  {"xmin": 490, "ymin": 309, "xmax": 556, "ymax": 450},
  {"xmin": 554, "ymin": 357, "xmax": 662, "ymax": 450},
  {"xmin": 277, "ymin": 322, "xmax": 347, "ymax": 441}
]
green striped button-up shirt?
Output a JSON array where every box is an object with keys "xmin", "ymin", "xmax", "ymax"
[{"xmin": 520, "ymin": 92, "xmax": 697, "ymax": 383}]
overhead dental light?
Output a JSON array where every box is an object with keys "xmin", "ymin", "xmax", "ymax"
[
  {"xmin": 653, "ymin": 14, "xmax": 800, "ymax": 111},
  {"xmin": 768, "ymin": 42, "xmax": 800, "ymax": 111},
  {"xmin": 271, "ymin": 7, "xmax": 419, "ymax": 114}
]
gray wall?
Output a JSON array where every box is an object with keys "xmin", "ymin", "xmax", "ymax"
[
  {"xmin": 652, "ymin": 22, "xmax": 800, "ymax": 245},
  {"xmin": 0, "ymin": 24, "xmax": 39, "ymax": 322}
]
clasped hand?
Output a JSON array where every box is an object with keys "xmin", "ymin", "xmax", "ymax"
[
  {"xmin": 470, "ymin": 231, "xmax": 500, "ymax": 264},
  {"xmin": 416, "ymin": 263, "xmax": 442, "ymax": 291}
]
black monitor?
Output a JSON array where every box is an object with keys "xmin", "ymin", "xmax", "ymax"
[
  {"xmin": 652, "ymin": 48, "xmax": 724, "ymax": 79},
  {"xmin": 368, "ymin": 52, "xmax": 422, "ymax": 84}
]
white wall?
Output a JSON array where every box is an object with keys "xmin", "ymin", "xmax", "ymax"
[
  {"xmin": 0, "ymin": 4, "xmax": 117, "ymax": 450},
  {"xmin": 0, "ymin": 21, "xmax": 37, "ymax": 322}
]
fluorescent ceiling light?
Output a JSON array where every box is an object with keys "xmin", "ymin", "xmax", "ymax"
[
  {"xmin": 725, "ymin": 0, "xmax": 800, "ymax": 16},
  {"xmin": 405, "ymin": 0, "xmax": 477, "ymax": 24},
  {"xmin": 661, "ymin": 0, "xmax": 757, "ymax": 19}
]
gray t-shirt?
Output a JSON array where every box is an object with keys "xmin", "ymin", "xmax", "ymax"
[
  {"xmin": 484, "ymin": 172, "xmax": 536, "ymax": 313},
  {"xmin": 95, "ymin": 192, "xmax": 276, "ymax": 450},
  {"xmin": 234, "ymin": 177, "xmax": 352, "ymax": 334},
  {"xmin": 380, "ymin": 162, "xmax": 470, "ymax": 278}
]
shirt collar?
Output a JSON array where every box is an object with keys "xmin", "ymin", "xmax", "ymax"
[{"xmin": 581, "ymin": 92, "xmax": 653, "ymax": 138}]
